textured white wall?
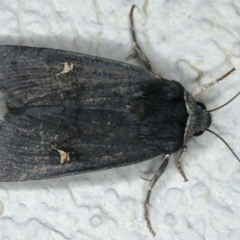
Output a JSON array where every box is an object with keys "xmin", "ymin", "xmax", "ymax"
[{"xmin": 0, "ymin": 0, "xmax": 240, "ymax": 239}]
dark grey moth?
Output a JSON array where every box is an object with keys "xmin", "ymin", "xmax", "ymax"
[{"xmin": 0, "ymin": 5, "xmax": 239, "ymax": 236}]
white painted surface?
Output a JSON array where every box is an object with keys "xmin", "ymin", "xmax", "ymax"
[{"xmin": 0, "ymin": 0, "xmax": 240, "ymax": 239}]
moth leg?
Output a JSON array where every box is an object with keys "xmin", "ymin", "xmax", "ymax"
[
  {"xmin": 144, "ymin": 154, "xmax": 170, "ymax": 236},
  {"xmin": 177, "ymin": 145, "xmax": 188, "ymax": 182},
  {"xmin": 140, "ymin": 176, "xmax": 150, "ymax": 181},
  {"xmin": 192, "ymin": 68, "xmax": 235, "ymax": 97},
  {"xmin": 127, "ymin": 5, "xmax": 152, "ymax": 71}
]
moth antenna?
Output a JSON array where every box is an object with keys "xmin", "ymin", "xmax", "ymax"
[
  {"xmin": 208, "ymin": 92, "xmax": 240, "ymax": 112},
  {"xmin": 206, "ymin": 129, "xmax": 240, "ymax": 162},
  {"xmin": 144, "ymin": 154, "xmax": 170, "ymax": 236}
]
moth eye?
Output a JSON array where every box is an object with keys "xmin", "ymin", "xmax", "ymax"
[
  {"xmin": 194, "ymin": 102, "xmax": 207, "ymax": 136},
  {"xmin": 196, "ymin": 102, "xmax": 206, "ymax": 110},
  {"xmin": 194, "ymin": 130, "xmax": 204, "ymax": 136}
]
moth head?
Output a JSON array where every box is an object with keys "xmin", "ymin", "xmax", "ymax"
[
  {"xmin": 194, "ymin": 102, "xmax": 212, "ymax": 136},
  {"xmin": 193, "ymin": 92, "xmax": 240, "ymax": 162}
]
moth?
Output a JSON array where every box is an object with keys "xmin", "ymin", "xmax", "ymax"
[{"xmin": 0, "ymin": 5, "xmax": 238, "ymax": 236}]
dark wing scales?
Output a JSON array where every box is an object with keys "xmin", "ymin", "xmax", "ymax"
[
  {"xmin": 0, "ymin": 105, "xmax": 161, "ymax": 181},
  {"xmin": 0, "ymin": 45, "xmax": 158, "ymax": 109},
  {"xmin": 133, "ymin": 80, "xmax": 187, "ymax": 153},
  {"xmin": 0, "ymin": 46, "xmax": 188, "ymax": 181}
]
